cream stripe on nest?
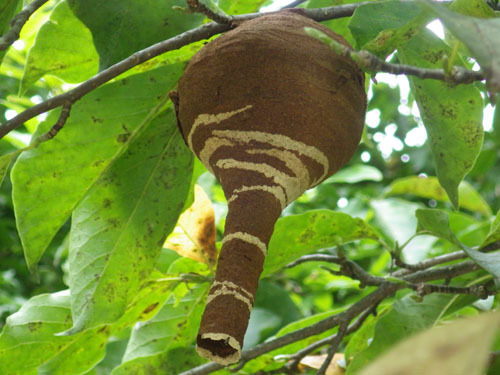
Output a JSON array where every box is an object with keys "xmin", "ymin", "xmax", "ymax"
[
  {"xmin": 221, "ymin": 231, "xmax": 267, "ymax": 257},
  {"xmin": 206, "ymin": 281, "xmax": 254, "ymax": 312}
]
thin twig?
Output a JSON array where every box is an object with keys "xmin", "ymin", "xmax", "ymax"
[
  {"xmin": 0, "ymin": 3, "xmax": 372, "ymax": 140},
  {"xmin": 180, "ymin": 258, "xmax": 490, "ymax": 375},
  {"xmin": 285, "ymin": 307, "xmax": 374, "ymax": 373},
  {"xmin": 0, "ymin": 21, "xmax": 229, "ymax": 139},
  {"xmin": 179, "ymin": 283, "xmax": 398, "ymax": 375},
  {"xmin": 317, "ymin": 322, "xmax": 348, "ymax": 375},
  {"xmin": 286, "ymin": 254, "xmax": 342, "ymax": 268},
  {"xmin": 0, "ymin": 0, "xmax": 49, "ymax": 51},
  {"xmin": 186, "ymin": 0, "xmax": 233, "ymax": 25},
  {"xmin": 307, "ymin": 27, "xmax": 485, "ymax": 84},
  {"xmin": 31, "ymin": 102, "xmax": 72, "ymax": 145},
  {"xmin": 0, "ymin": 1, "xmax": 465, "ymax": 141},
  {"xmin": 282, "ymin": 0, "xmax": 308, "ymax": 8}
]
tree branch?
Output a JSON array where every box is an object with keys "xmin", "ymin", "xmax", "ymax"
[
  {"xmin": 282, "ymin": 0, "xmax": 308, "ymax": 9},
  {"xmin": 180, "ymin": 255, "xmax": 494, "ymax": 375},
  {"xmin": 0, "ymin": 1, "xmax": 464, "ymax": 141},
  {"xmin": 306, "ymin": 27, "xmax": 485, "ymax": 84},
  {"xmin": 317, "ymin": 322, "xmax": 348, "ymax": 375},
  {"xmin": 0, "ymin": 0, "xmax": 49, "ymax": 52},
  {"xmin": 0, "ymin": 20, "xmax": 230, "ymax": 139},
  {"xmin": 186, "ymin": 0, "xmax": 233, "ymax": 25}
]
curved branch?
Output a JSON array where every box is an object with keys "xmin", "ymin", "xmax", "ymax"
[
  {"xmin": 0, "ymin": 0, "xmax": 49, "ymax": 51},
  {"xmin": 0, "ymin": 20, "xmax": 230, "ymax": 139},
  {"xmin": 186, "ymin": 0, "xmax": 233, "ymax": 25},
  {"xmin": 0, "ymin": 1, "xmax": 458, "ymax": 141},
  {"xmin": 180, "ymin": 257, "xmax": 491, "ymax": 375}
]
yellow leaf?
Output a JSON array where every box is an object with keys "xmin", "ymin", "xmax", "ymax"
[
  {"xmin": 300, "ymin": 353, "xmax": 345, "ymax": 375},
  {"xmin": 164, "ymin": 185, "xmax": 217, "ymax": 266}
]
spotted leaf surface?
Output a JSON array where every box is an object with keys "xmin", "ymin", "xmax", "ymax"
[
  {"xmin": 66, "ymin": 109, "xmax": 193, "ymax": 333},
  {"xmin": 11, "ymin": 64, "xmax": 184, "ymax": 272},
  {"xmin": 398, "ymin": 30, "xmax": 483, "ymax": 208}
]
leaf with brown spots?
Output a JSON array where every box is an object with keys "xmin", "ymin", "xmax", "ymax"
[
  {"xmin": 64, "ymin": 108, "xmax": 192, "ymax": 334},
  {"xmin": 12, "ymin": 63, "xmax": 186, "ymax": 273},
  {"xmin": 419, "ymin": 0, "xmax": 500, "ymax": 94},
  {"xmin": 0, "ymin": 291, "xmax": 110, "ymax": 375},
  {"xmin": 110, "ymin": 281, "xmax": 209, "ymax": 375},
  {"xmin": 398, "ymin": 30, "xmax": 483, "ymax": 208},
  {"xmin": 164, "ymin": 185, "xmax": 217, "ymax": 267},
  {"xmin": 263, "ymin": 210, "xmax": 380, "ymax": 277}
]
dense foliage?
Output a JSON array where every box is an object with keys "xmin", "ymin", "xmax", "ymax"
[{"xmin": 0, "ymin": 0, "xmax": 500, "ymax": 374}]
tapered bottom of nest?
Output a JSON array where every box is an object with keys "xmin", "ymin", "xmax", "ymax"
[{"xmin": 196, "ymin": 332, "xmax": 241, "ymax": 365}]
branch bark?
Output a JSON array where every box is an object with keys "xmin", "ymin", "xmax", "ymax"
[
  {"xmin": 180, "ymin": 256, "xmax": 495, "ymax": 375},
  {"xmin": 0, "ymin": 0, "xmax": 471, "ymax": 141},
  {"xmin": 0, "ymin": 0, "xmax": 49, "ymax": 51}
]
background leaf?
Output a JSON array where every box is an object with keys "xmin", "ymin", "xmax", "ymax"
[
  {"xmin": 0, "ymin": 151, "xmax": 18, "ymax": 186},
  {"xmin": 419, "ymin": 0, "xmax": 500, "ymax": 93},
  {"xmin": 416, "ymin": 209, "xmax": 500, "ymax": 278},
  {"xmin": 370, "ymin": 199, "xmax": 435, "ymax": 263},
  {"xmin": 66, "ymin": 109, "xmax": 193, "ymax": 333},
  {"xmin": 263, "ymin": 210, "xmax": 380, "ymax": 277},
  {"xmin": 111, "ymin": 282, "xmax": 208, "ymax": 375},
  {"xmin": 67, "ymin": 0, "xmax": 204, "ymax": 70},
  {"xmin": 483, "ymin": 210, "xmax": 500, "ymax": 248},
  {"xmin": 360, "ymin": 313, "xmax": 500, "ymax": 375},
  {"xmin": 387, "ymin": 176, "xmax": 491, "ymax": 216},
  {"xmin": 348, "ymin": 0, "xmax": 426, "ymax": 57},
  {"xmin": 397, "ymin": 30, "xmax": 483, "ymax": 208},
  {"xmin": 325, "ymin": 164, "xmax": 383, "ymax": 184},
  {"xmin": 347, "ymin": 293, "xmax": 477, "ymax": 374},
  {"xmin": 11, "ymin": 64, "xmax": 185, "ymax": 272},
  {"xmin": 0, "ymin": 291, "xmax": 110, "ymax": 375},
  {"xmin": 20, "ymin": 0, "xmax": 99, "ymax": 93},
  {"xmin": 217, "ymin": 0, "xmax": 270, "ymax": 15}
]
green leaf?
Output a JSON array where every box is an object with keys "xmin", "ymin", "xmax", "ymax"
[
  {"xmin": 111, "ymin": 271, "xmax": 182, "ymax": 332},
  {"xmin": 360, "ymin": 313, "xmax": 500, "ymax": 375},
  {"xmin": 241, "ymin": 309, "xmax": 341, "ymax": 373},
  {"xmin": 347, "ymin": 293, "xmax": 472, "ymax": 374},
  {"xmin": 483, "ymin": 210, "xmax": 500, "ymax": 248},
  {"xmin": 415, "ymin": 208, "xmax": 460, "ymax": 245},
  {"xmin": 0, "ymin": 0, "xmax": 21, "ymax": 35},
  {"xmin": 416, "ymin": 209, "xmax": 500, "ymax": 278},
  {"xmin": 110, "ymin": 283, "xmax": 208, "ymax": 375},
  {"xmin": 0, "ymin": 291, "xmax": 109, "ymax": 375},
  {"xmin": 20, "ymin": 0, "xmax": 99, "ymax": 93},
  {"xmin": 244, "ymin": 280, "xmax": 301, "ymax": 348},
  {"xmin": 348, "ymin": 0, "xmax": 425, "ymax": 56},
  {"xmin": 325, "ymin": 164, "xmax": 383, "ymax": 184},
  {"xmin": 0, "ymin": 150, "xmax": 19, "ymax": 186},
  {"xmin": 387, "ymin": 176, "xmax": 491, "ymax": 216},
  {"xmin": 217, "ymin": 0, "xmax": 269, "ymax": 15},
  {"xmin": 370, "ymin": 199, "xmax": 435, "ymax": 263},
  {"xmin": 262, "ymin": 210, "xmax": 380, "ymax": 277},
  {"xmin": 419, "ymin": 0, "xmax": 500, "ymax": 93},
  {"xmin": 303, "ymin": 0, "xmax": 367, "ymax": 47},
  {"xmin": 11, "ymin": 64, "xmax": 185, "ymax": 273},
  {"xmin": 449, "ymin": 0, "xmax": 496, "ymax": 18},
  {"xmin": 66, "ymin": 109, "xmax": 193, "ymax": 333},
  {"xmin": 67, "ymin": 0, "xmax": 204, "ymax": 70},
  {"xmin": 344, "ymin": 314, "xmax": 376, "ymax": 366},
  {"xmin": 397, "ymin": 30, "xmax": 484, "ymax": 208}
]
